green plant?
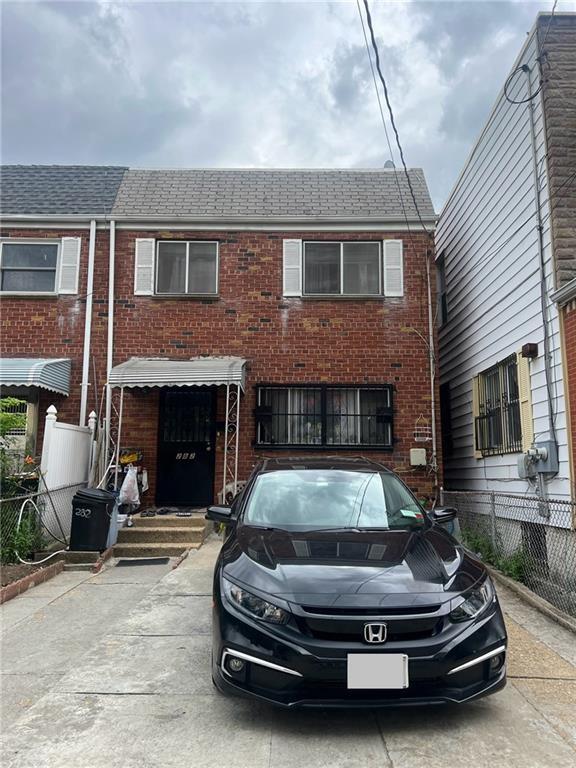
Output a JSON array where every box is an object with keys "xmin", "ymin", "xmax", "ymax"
[
  {"xmin": 0, "ymin": 508, "xmax": 43, "ymax": 565},
  {"xmin": 0, "ymin": 397, "xmax": 26, "ymax": 437},
  {"xmin": 462, "ymin": 528, "xmax": 531, "ymax": 586}
]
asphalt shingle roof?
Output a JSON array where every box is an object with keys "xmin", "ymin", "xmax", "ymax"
[
  {"xmin": 112, "ymin": 168, "xmax": 435, "ymax": 220},
  {"xmin": 0, "ymin": 165, "xmax": 128, "ymax": 215},
  {"xmin": 0, "ymin": 165, "xmax": 435, "ymax": 220}
]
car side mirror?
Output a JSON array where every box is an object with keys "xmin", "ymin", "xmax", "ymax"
[
  {"xmin": 206, "ymin": 505, "xmax": 235, "ymax": 525},
  {"xmin": 431, "ymin": 507, "xmax": 458, "ymax": 524}
]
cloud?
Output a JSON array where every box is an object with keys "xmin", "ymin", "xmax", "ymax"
[{"xmin": 2, "ymin": 0, "xmax": 575, "ymax": 208}]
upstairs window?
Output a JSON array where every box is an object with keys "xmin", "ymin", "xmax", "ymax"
[
  {"xmin": 283, "ymin": 239, "xmax": 403, "ymax": 298},
  {"xmin": 156, "ymin": 241, "xmax": 218, "ymax": 295},
  {"xmin": 255, "ymin": 385, "xmax": 393, "ymax": 448},
  {"xmin": 304, "ymin": 242, "xmax": 381, "ymax": 296},
  {"xmin": 0, "ymin": 242, "xmax": 59, "ymax": 293},
  {"xmin": 0, "ymin": 239, "xmax": 81, "ymax": 295}
]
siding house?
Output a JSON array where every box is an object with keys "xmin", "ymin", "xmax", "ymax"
[
  {"xmin": 436, "ymin": 12, "xmax": 576, "ymax": 504},
  {"xmin": 1, "ymin": 165, "xmax": 439, "ymax": 506}
]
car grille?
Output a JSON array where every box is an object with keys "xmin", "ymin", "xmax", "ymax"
[{"xmin": 296, "ymin": 614, "xmax": 443, "ymax": 643}]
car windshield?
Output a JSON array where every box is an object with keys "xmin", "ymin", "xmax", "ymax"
[{"xmin": 243, "ymin": 470, "xmax": 426, "ymax": 531}]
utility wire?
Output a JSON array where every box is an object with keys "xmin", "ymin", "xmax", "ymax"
[{"xmin": 361, "ymin": 0, "xmax": 431, "ymax": 235}]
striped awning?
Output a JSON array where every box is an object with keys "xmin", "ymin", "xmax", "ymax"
[
  {"xmin": 0, "ymin": 358, "xmax": 71, "ymax": 396},
  {"xmin": 108, "ymin": 357, "xmax": 247, "ymax": 390}
]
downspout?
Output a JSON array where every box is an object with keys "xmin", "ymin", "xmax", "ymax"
[
  {"xmin": 79, "ymin": 219, "xmax": 97, "ymax": 426},
  {"xmin": 525, "ymin": 64, "xmax": 558, "ymax": 453},
  {"xmin": 104, "ymin": 219, "xmax": 116, "ymax": 470},
  {"xmin": 426, "ymin": 250, "xmax": 439, "ymax": 495}
]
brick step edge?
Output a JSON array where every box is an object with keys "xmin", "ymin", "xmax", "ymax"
[{"xmin": 0, "ymin": 560, "xmax": 65, "ymax": 605}]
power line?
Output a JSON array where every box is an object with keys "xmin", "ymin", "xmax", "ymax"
[{"xmin": 361, "ymin": 0, "xmax": 431, "ymax": 235}]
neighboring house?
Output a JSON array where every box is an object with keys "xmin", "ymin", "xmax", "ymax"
[
  {"xmin": 436, "ymin": 12, "xmax": 576, "ymax": 501},
  {"xmin": 1, "ymin": 165, "xmax": 440, "ymax": 506},
  {"xmin": 0, "ymin": 165, "xmax": 126, "ymax": 455}
]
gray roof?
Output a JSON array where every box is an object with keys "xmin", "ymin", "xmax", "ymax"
[
  {"xmin": 112, "ymin": 168, "xmax": 435, "ymax": 220},
  {"xmin": 0, "ymin": 165, "xmax": 127, "ymax": 215}
]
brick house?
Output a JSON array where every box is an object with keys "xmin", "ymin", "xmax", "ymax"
[
  {"xmin": 1, "ymin": 166, "xmax": 439, "ymax": 506},
  {"xmin": 436, "ymin": 12, "xmax": 576, "ymax": 501}
]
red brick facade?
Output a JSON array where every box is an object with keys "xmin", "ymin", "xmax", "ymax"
[{"xmin": 1, "ymin": 226, "xmax": 441, "ymax": 504}]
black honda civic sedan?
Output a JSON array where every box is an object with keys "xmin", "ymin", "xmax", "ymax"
[{"xmin": 207, "ymin": 458, "xmax": 507, "ymax": 708}]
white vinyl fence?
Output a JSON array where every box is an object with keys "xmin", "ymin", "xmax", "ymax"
[{"xmin": 39, "ymin": 405, "xmax": 98, "ymax": 541}]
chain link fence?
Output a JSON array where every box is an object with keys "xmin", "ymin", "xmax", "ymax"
[
  {"xmin": 442, "ymin": 489, "xmax": 576, "ymax": 618},
  {"xmin": 0, "ymin": 483, "xmax": 85, "ymax": 564}
]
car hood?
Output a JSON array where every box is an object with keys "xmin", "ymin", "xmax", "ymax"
[{"xmin": 221, "ymin": 525, "xmax": 485, "ymax": 609}]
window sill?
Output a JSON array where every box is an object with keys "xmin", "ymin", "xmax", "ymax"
[
  {"xmin": 0, "ymin": 292, "xmax": 58, "ymax": 298},
  {"xmin": 253, "ymin": 443, "xmax": 393, "ymax": 452},
  {"xmin": 146, "ymin": 294, "xmax": 220, "ymax": 301},
  {"xmin": 296, "ymin": 294, "xmax": 392, "ymax": 301}
]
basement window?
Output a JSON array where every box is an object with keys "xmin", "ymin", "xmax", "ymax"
[{"xmin": 255, "ymin": 385, "xmax": 393, "ymax": 448}]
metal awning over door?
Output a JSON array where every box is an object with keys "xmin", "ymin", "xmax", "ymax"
[
  {"xmin": 107, "ymin": 357, "xmax": 247, "ymax": 501},
  {"xmin": 0, "ymin": 358, "xmax": 71, "ymax": 395},
  {"xmin": 107, "ymin": 357, "xmax": 246, "ymax": 390}
]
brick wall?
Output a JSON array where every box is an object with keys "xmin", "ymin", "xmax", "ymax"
[
  {"xmin": 538, "ymin": 15, "xmax": 576, "ymax": 287},
  {"xmin": 0, "ymin": 228, "xmax": 110, "ymax": 445},
  {"xmin": 1, "ymin": 225, "xmax": 441, "ymax": 503},
  {"xmin": 112, "ymin": 229, "xmax": 441, "ymax": 504}
]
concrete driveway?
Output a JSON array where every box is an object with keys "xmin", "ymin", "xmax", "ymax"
[{"xmin": 1, "ymin": 537, "xmax": 575, "ymax": 768}]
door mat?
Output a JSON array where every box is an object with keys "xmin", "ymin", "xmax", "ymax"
[{"xmin": 115, "ymin": 557, "xmax": 171, "ymax": 567}]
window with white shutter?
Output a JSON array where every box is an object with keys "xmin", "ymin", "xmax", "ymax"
[
  {"xmin": 0, "ymin": 239, "xmax": 78, "ymax": 295},
  {"xmin": 134, "ymin": 238, "xmax": 155, "ymax": 295},
  {"xmin": 383, "ymin": 240, "xmax": 404, "ymax": 297},
  {"xmin": 283, "ymin": 239, "xmax": 302, "ymax": 296}
]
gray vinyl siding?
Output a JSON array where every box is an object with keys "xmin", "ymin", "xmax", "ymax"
[{"xmin": 437, "ymin": 29, "xmax": 569, "ymax": 499}]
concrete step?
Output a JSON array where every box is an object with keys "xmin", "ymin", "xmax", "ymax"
[
  {"xmin": 63, "ymin": 563, "xmax": 94, "ymax": 572},
  {"xmin": 112, "ymin": 542, "xmax": 200, "ymax": 558},
  {"xmin": 131, "ymin": 514, "xmax": 206, "ymax": 528},
  {"xmin": 117, "ymin": 526, "xmax": 204, "ymax": 544}
]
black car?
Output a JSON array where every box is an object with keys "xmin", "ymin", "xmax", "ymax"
[{"xmin": 207, "ymin": 458, "xmax": 507, "ymax": 708}]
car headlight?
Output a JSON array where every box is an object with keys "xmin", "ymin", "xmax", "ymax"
[
  {"xmin": 450, "ymin": 578, "xmax": 495, "ymax": 622},
  {"xmin": 222, "ymin": 577, "xmax": 290, "ymax": 625}
]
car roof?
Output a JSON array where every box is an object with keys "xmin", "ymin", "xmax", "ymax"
[{"xmin": 256, "ymin": 457, "xmax": 392, "ymax": 474}]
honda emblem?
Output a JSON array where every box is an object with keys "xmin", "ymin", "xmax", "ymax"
[{"xmin": 364, "ymin": 623, "xmax": 387, "ymax": 644}]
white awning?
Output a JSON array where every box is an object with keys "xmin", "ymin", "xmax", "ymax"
[
  {"xmin": 0, "ymin": 358, "xmax": 71, "ymax": 395},
  {"xmin": 108, "ymin": 357, "xmax": 247, "ymax": 391}
]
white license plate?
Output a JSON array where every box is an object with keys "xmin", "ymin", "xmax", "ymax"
[{"xmin": 347, "ymin": 654, "xmax": 409, "ymax": 690}]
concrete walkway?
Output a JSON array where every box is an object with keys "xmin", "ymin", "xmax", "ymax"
[{"xmin": 1, "ymin": 538, "xmax": 575, "ymax": 768}]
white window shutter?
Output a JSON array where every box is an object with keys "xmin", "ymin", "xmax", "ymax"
[
  {"xmin": 383, "ymin": 240, "xmax": 404, "ymax": 297},
  {"xmin": 283, "ymin": 239, "xmax": 302, "ymax": 296},
  {"xmin": 517, "ymin": 352, "xmax": 534, "ymax": 452},
  {"xmin": 58, "ymin": 237, "xmax": 81, "ymax": 294},
  {"xmin": 134, "ymin": 239, "xmax": 155, "ymax": 295}
]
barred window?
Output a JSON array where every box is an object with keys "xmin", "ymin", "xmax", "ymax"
[
  {"xmin": 474, "ymin": 356, "xmax": 522, "ymax": 456},
  {"xmin": 255, "ymin": 385, "xmax": 393, "ymax": 448}
]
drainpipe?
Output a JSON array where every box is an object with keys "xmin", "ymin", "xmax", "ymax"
[
  {"xmin": 104, "ymin": 219, "xmax": 116, "ymax": 469},
  {"xmin": 525, "ymin": 64, "xmax": 557, "ymax": 453},
  {"xmin": 426, "ymin": 251, "xmax": 439, "ymax": 493},
  {"xmin": 79, "ymin": 219, "xmax": 97, "ymax": 426}
]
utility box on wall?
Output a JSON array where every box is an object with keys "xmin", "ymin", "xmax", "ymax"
[{"xmin": 409, "ymin": 448, "xmax": 427, "ymax": 467}]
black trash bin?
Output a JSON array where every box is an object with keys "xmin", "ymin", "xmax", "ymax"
[{"xmin": 69, "ymin": 488, "xmax": 115, "ymax": 551}]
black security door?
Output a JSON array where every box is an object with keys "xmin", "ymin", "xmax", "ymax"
[{"xmin": 157, "ymin": 389, "xmax": 216, "ymax": 506}]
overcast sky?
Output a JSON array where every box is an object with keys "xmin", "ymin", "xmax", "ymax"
[{"xmin": 2, "ymin": 0, "xmax": 574, "ymax": 209}]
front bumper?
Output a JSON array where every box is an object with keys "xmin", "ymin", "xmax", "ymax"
[{"xmin": 212, "ymin": 597, "xmax": 507, "ymax": 708}]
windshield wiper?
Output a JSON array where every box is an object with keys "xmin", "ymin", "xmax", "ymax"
[{"xmin": 302, "ymin": 526, "xmax": 389, "ymax": 534}]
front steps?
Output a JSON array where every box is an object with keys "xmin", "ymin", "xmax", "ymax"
[{"xmin": 113, "ymin": 512, "xmax": 209, "ymax": 559}]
